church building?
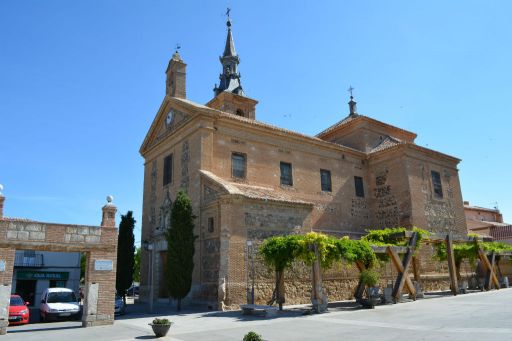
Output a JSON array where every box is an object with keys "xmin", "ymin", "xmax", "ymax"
[{"xmin": 139, "ymin": 15, "xmax": 467, "ymax": 309}]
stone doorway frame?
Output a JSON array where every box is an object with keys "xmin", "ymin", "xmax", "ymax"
[{"xmin": 0, "ymin": 194, "xmax": 118, "ymax": 335}]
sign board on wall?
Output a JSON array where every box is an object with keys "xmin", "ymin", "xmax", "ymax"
[
  {"xmin": 94, "ymin": 260, "xmax": 113, "ymax": 271},
  {"xmin": 17, "ymin": 271, "xmax": 69, "ymax": 280}
]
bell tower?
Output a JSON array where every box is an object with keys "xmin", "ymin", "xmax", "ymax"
[
  {"xmin": 206, "ymin": 9, "xmax": 258, "ymax": 119},
  {"xmin": 165, "ymin": 46, "xmax": 187, "ymax": 98}
]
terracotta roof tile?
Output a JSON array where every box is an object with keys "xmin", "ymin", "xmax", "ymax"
[
  {"xmin": 370, "ymin": 136, "xmax": 403, "ymax": 153},
  {"xmin": 200, "ymin": 170, "xmax": 314, "ymax": 205}
]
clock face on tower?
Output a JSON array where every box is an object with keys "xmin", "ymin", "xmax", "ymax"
[{"xmin": 166, "ymin": 110, "xmax": 174, "ymax": 126}]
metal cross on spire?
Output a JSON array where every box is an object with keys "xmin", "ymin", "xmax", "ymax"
[
  {"xmin": 175, "ymin": 43, "xmax": 181, "ymax": 53},
  {"xmin": 226, "ymin": 7, "xmax": 231, "ymax": 19},
  {"xmin": 348, "ymin": 85, "xmax": 354, "ymax": 99}
]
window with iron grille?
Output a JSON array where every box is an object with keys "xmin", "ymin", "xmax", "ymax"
[
  {"xmin": 280, "ymin": 162, "xmax": 293, "ymax": 186},
  {"xmin": 431, "ymin": 170, "xmax": 443, "ymax": 198},
  {"xmin": 320, "ymin": 169, "xmax": 332, "ymax": 192},
  {"xmin": 163, "ymin": 154, "xmax": 173, "ymax": 186},
  {"xmin": 231, "ymin": 153, "xmax": 246, "ymax": 179},
  {"xmin": 354, "ymin": 176, "xmax": 365, "ymax": 198}
]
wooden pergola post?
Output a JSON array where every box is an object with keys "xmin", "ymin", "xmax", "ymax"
[
  {"xmin": 412, "ymin": 256, "xmax": 421, "ymax": 283},
  {"xmin": 354, "ymin": 261, "xmax": 366, "ymax": 300},
  {"xmin": 389, "ymin": 232, "xmax": 418, "ymax": 302},
  {"xmin": 477, "ymin": 248, "xmax": 500, "ymax": 290},
  {"xmin": 445, "ymin": 232, "xmax": 458, "ymax": 295},
  {"xmin": 311, "ymin": 243, "xmax": 328, "ymax": 313}
]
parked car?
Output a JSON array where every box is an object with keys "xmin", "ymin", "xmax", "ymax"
[
  {"xmin": 114, "ymin": 295, "xmax": 126, "ymax": 315},
  {"xmin": 126, "ymin": 285, "xmax": 139, "ymax": 296},
  {"xmin": 9, "ymin": 295, "xmax": 30, "ymax": 325},
  {"xmin": 39, "ymin": 288, "xmax": 81, "ymax": 322}
]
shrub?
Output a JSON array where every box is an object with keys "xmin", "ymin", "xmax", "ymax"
[
  {"xmin": 243, "ymin": 331, "xmax": 263, "ymax": 341},
  {"xmin": 360, "ymin": 269, "xmax": 380, "ymax": 287}
]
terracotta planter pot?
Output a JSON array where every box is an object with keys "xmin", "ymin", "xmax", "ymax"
[{"xmin": 149, "ymin": 323, "xmax": 172, "ymax": 337}]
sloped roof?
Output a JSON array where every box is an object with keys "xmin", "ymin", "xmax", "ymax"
[
  {"xmin": 316, "ymin": 114, "xmax": 417, "ymax": 141},
  {"xmin": 200, "ymin": 170, "xmax": 314, "ymax": 205},
  {"xmin": 171, "ymin": 97, "xmax": 364, "ymax": 156},
  {"xmin": 370, "ymin": 136, "xmax": 403, "ymax": 153}
]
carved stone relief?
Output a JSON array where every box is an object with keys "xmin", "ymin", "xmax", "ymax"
[
  {"xmin": 374, "ymin": 169, "xmax": 401, "ymax": 228},
  {"xmin": 150, "ymin": 160, "xmax": 158, "ymax": 227},
  {"xmin": 180, "ymin": 140, "xmax": 190, "ymax": 192}
]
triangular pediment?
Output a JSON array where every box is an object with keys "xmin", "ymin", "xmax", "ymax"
[{"xmin": 139, "ymin": 97, "xmax": 195, "ymax": 155}]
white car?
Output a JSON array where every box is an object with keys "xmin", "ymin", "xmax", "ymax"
[{"xmin": 39, "ymin": 288, "xmax": 81, "ymax": 322}]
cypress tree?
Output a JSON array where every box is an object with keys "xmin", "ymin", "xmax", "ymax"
[
  {"xmin": 116, "ymin": 211, "xmax": 136, "ymax": 303},
  {"xmin": 166, "ymin": 191, "xmax": 197, "ymax": 311}
]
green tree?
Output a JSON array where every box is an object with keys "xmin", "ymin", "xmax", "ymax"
[
  {"xmin": 165, "ymin": 191, "xmax": 197, "ymax": 311},
  {"xmin": 116, "ymin": 211, "xmax": 136, "ymax": 303},
  {"xmin": 133, "ymin": 247, "xmax": 141, "ymax": 283}
]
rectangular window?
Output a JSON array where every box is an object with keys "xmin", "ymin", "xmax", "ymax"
[
  {"xmin": 207, "ymin": 217, "xmax": 214, "ymax": 233},
  {"xmin": 431, "ymin": 170, "xmax": 443, "ymax": 198},
  {"xmin": 231, "ymin": 153, "xmax": 246, "ymax": 179},
  {"xmin": 163, "ymin": 154, "xmax": 173, "ymax": 186},
  {"xmin": 354, "ymin": 176, "xmax": 364, "ymax": 198},
  {"xmin": 280, "ymin": 162, "xmax": 293, "ymax": 186},
  {"xmin": 320, "ymin": 169, "xmax": 332, "ymax": 192}
]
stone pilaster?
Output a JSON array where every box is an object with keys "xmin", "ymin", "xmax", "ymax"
[{"xmin": 0, "ymin": 195, "xmax": 5, "ymax": 219}]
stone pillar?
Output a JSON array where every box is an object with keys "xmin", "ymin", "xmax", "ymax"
[
  {"xmin": 82, "ymin": 250, "xmax": 117, "ymax": 326},
  {"xmin": 82, "ymin": 198, "xmax": 118, "ymax": 327},
  {"xmin": 101, "ymin": 196, "xmax": 117, "ymax": 228},
  {"xmin": 0, "ymin": 247, "xmax": 15, "ymax": 335}
]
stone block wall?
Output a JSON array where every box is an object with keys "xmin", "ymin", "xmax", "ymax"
[{"xmin": 0, "ymin": 205, "xmax": 118, "ymax": 330}]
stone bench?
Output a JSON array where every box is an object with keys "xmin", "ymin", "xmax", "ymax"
[{"xmin": 240, "ymin": 304, "xmax": 278, "ymax": 317}]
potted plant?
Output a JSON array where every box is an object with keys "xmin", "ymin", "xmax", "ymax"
[
  {"xmin": 149, "ymin": 318, "xmax": 172, "ymax": 337},
  {"xmin": 359, "ymin": 269, "xmax": 380, "ymax": 309}
]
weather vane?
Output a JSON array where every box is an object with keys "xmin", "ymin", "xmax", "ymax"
[
  {"xmin": 226, "ymin": 7, "xmax": 231, "ymax": 19},
  {"xmin": 348, "ymin": 85, "xmax": 354, "ymax": 98},
  {"xmin": 175, "ymin": 43, "xmax": 181, "ymax": 53}
]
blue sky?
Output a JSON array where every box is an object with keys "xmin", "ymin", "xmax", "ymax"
[{"xmin": 1, "ymin": 1, "xmax": 511, "ymax": 244}]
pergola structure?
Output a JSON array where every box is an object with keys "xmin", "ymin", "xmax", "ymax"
[{"xmin": 353, "ymin": 231, "xmax": 507, "ymax": 304}]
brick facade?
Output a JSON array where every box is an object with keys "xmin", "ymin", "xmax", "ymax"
[{"xmin": 139, "ymin": 45, "xmax": 469, "ymax": 310}]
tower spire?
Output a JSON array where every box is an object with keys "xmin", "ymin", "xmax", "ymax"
[
  {"xmin": 214, "ymin": 8, "xmax": 244, "ymax": 96},
  {"xmin": 348, "ymin": 86, "xmax": 358, "ymax": 116}
]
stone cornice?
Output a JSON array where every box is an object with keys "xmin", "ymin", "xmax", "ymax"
[
  {"xmin": 367, "ymin": 142, "xmax": 461, "ymax": 166},
  {"xmin": 317, "ymin": 115, "xmax": 417, "ymax": 142}
]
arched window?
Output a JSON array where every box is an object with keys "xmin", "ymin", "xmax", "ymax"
[{"xmin": 236, "ymin": 109, "xmax": 245, "ymax": 117}]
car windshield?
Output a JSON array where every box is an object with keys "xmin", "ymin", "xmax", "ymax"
[
  {"xmin": 10, "ymin": 296, "xmax": 25, "ymax": 306},
  {"xmin": 47, "ymin": 292, "xmax": 77, "ymax": 303}
]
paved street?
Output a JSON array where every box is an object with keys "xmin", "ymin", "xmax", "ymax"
[{"xmin": 4, "ymin": 289, "xmax": 512, "ymax": 341}]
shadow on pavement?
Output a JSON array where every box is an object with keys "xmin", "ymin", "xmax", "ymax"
[
  {"xmin": 7, "ymin": 325, "xmax": 82, "ymax": 334},
  {"xmin": 134, "ymin": 336, "xmax": 158, "ymax": 340}
]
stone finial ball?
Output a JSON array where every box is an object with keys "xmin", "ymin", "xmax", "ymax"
[{"xmin": 106, "ymin": 195, "xmax": 114, "ymax": 203}]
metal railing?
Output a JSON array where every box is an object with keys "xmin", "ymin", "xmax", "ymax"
[{"xmin": 14, "ymin": 253, "xmax": 44, "ymax": 267}]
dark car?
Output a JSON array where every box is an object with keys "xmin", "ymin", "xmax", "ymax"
[
  {"xmin": 126, "ymin": 285, "xmax": 139, "ymax": 296},
  {"xmin": 114, "ymin": 295, "xmax": 126, "ymax": 315}
]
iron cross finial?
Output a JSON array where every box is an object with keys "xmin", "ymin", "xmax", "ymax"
[
  {"xmin": 175, "ymin": 43, "xmax": 181, "ymax": 53},
  {"xmin": 348, "ymin": 86, "xmax": 354, "ymax": 98},
  {"xmin": 226, "ymin": 7, "xmax": 231, "ymax": 19}
]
